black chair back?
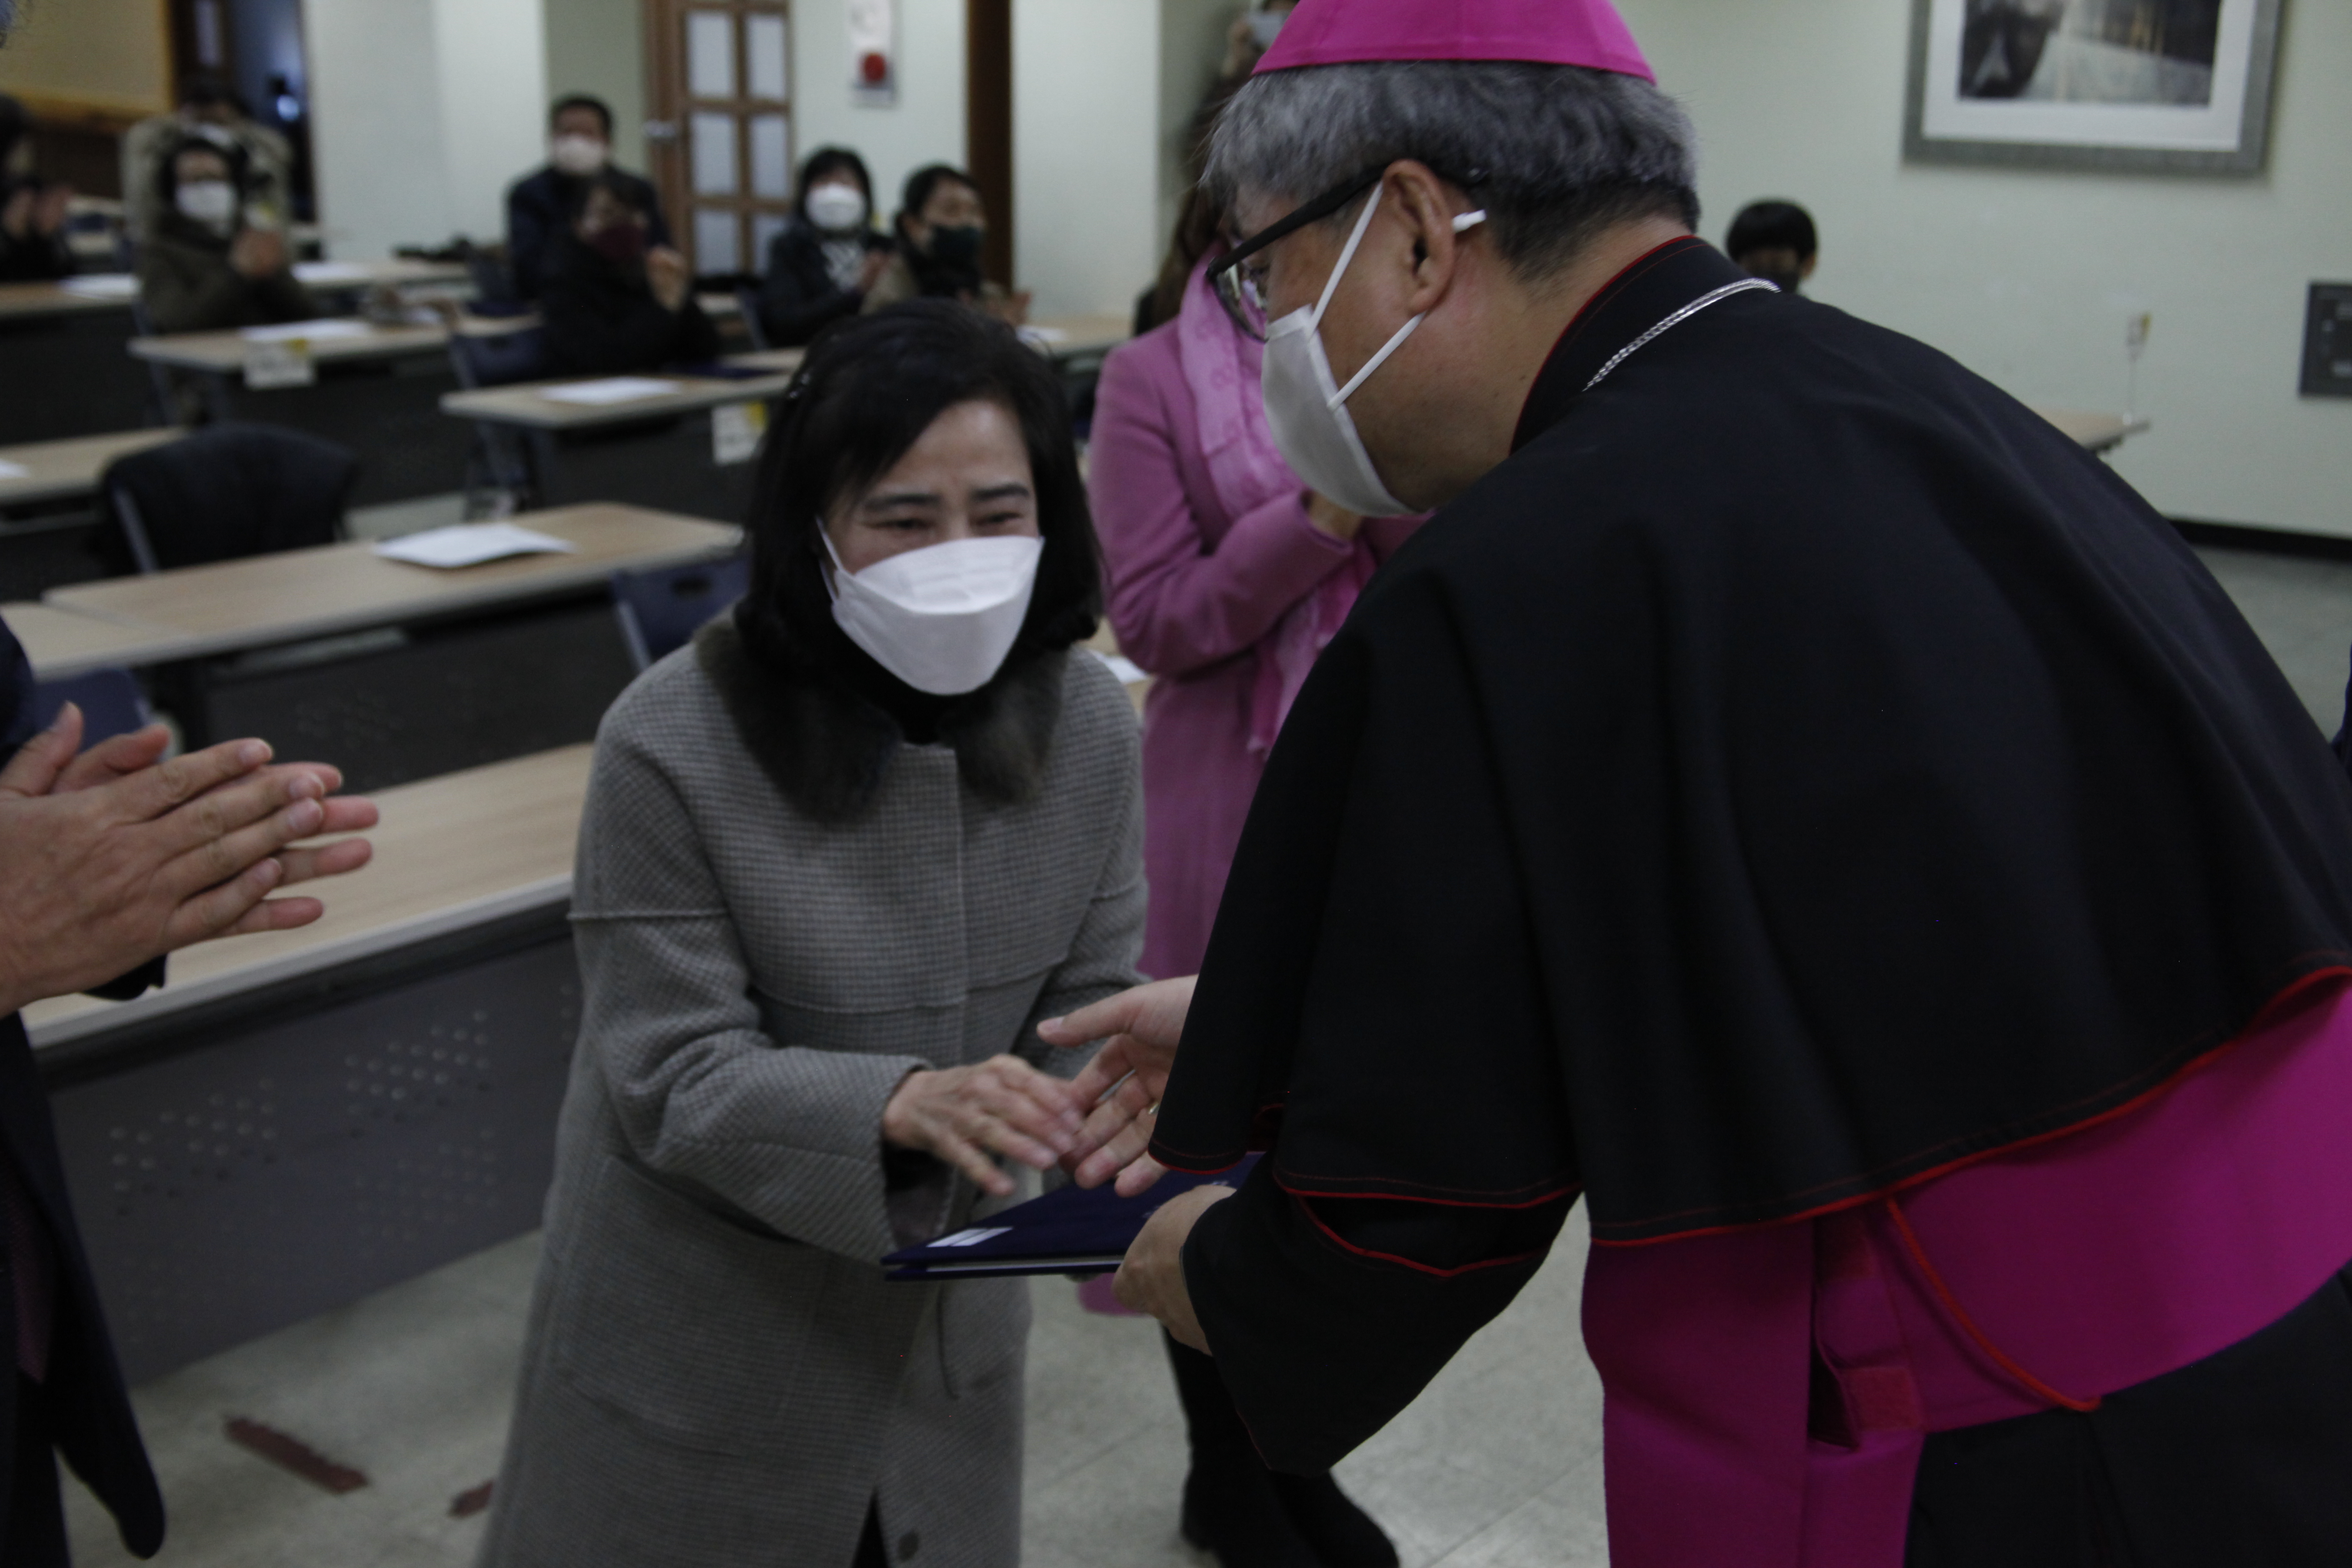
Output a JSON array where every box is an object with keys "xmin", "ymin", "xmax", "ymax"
[
  {"xmin": 612, "ymin": 557, "xmax": 751, "ymax": 671},
  {"xmin": 35, "ymin": 668, "xmax": 151, "ymax": 745},
  {"xmin": 448, "ymin": 325, "xmax": 549, "ymax": 391},
  {"xmin": 101, "ymin": 423, "xmax": 359, "ymax": 574}
]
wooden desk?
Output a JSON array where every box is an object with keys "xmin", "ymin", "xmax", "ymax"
[
  {"xmin": 128, "ymin": 320, "xmax": 452, "ymax": 376},
  {"xmin": 292, "ymin": 258, "xmax": 472, "ymax": 294},
  {"xmin": 0, "ymin": 601, "xmax": 210, "ymax": 678},
  {"xmin": 43, "ymin": 503, "xmax": 739, "ymax": 663},
  {"xmin": 2033, "ymin": 407, "xmax": 2151, "ymax": 456},
  {"xmin": 35, "ymin": 746, "xmax": 593, "ymax": 1380},
  {"xmin": 439, "ymin": 353, "xmax": 804, "ymax": 432},
  {"xmin": 28, "ymin": 744, "xmax": 588, "ymax": 1048},
  {"xmin": 0, "ymin": 280, "xmax": 136, "ymax": 322},
  {"xmin": 1026, "ymin": 313, "xmax": 1132, "ymax": 363},
  {"xmin": 0, "ymin": 429, "xmax": 187, "ymax": 511}
]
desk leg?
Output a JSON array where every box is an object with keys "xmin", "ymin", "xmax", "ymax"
[
  {"xmin": 201, "ymin": 369, "xmax": 238, "ymax": 425},
  {"xmin": 525, "ymin": 428, "xmax": 561, "ymax": 511}
]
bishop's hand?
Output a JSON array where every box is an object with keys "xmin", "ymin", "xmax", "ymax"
[
  {"xmin": 1039, "ymin": 975, "xmax": 1195, "ymax": 1194},
  {"xmin": 1115, "ymin": 1181, "xmax": 1233, "ymax": 1352}
]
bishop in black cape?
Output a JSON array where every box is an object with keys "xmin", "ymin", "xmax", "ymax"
[{"xmin": 1143, "ymin": 237, "xmax": 2352, "ymax": 1560}]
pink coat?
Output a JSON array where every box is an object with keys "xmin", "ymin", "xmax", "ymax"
[{"xmin": 1089, "ymin": 321, "xmax": 1422, "ymax": 979}]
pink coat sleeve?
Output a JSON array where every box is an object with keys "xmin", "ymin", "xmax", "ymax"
[{"xmin": 1088, "ymin": 336, "xmax": 1357, "ymax": 678}]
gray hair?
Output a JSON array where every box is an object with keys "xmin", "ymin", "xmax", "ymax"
[{"xmin": 1205, "ymin": 62, "xmax": 1700, "ymax": 281}]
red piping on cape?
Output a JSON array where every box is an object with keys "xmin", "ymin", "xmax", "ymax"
[
  {"xmin": 1880, "ymin": 1192, "xmax": 2101, "ymax": 1413},
  {"xmin": 1292, "ymin": 1190, "xmax": 1552, "ymax": 1281}
]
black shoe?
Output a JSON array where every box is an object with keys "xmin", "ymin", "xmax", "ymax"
[
  {"xmin": 1179, "ymin": 1462, "xmax": 1324, "ymax": 1568},
  {"xmin": 1269, "ymin": 1473, "xmax": 1400, "ymax": 1568}
]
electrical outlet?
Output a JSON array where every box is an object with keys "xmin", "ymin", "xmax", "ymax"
[{"xmin": 2300, "ymin": 284, "xmax": 2352, "ymax": 398}]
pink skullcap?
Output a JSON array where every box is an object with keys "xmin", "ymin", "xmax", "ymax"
[{"xmin": 1254, "ymin": 0, "xmax": 1655, "ymax": 84}]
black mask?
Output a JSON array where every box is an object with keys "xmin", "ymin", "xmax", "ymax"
[{"xmin": 926, "ymin": 224, "xmax": 983, "ymax": 268}]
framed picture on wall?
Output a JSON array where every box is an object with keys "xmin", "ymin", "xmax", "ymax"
[{"xmin": 1904, "ymin": 0, "xmax": 2285, "ymax": 174}]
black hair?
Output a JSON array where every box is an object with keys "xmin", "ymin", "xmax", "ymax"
[
  {"xmin": 1726, "ymin": 200, "xmax": 1817, "ymax": 265},
  {"xmin": 549, "ymin": 93, "xmax": 615, "ymax": 138},
  {"xmin": 738, "ymin": 300, "xmax": 1101, "ymax": 683},
  {"xmin": 896, "ymin": 163, "xmax": 980, "ymax": 237},
  {"xmin": 157, "ymin": 133, "xmax": 246, "ymax": 204},
  {"xmin": 796, "ymin": 145, "xmax": 874, "ymax": 223}
]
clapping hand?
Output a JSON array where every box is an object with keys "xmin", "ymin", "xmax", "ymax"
[
  {"xmin": 882, "ymin": 1055, "xmax": 1086, "ymax": 1198},
  {"xmin": 1039, "ymin": 975, "xmax": 1196, "ymax": 1195}
]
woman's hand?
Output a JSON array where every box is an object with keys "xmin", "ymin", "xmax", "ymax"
[
  {"xmin": 1040, "ymin": 975, "xmax": 1195, "ymax": 1194},
  {"xmin": 646, "ymin": 246, "xmax": 693, "ymax": 312},
  {"xmin": 856, "ymin": 248, "xmax": 892, "ymax": 295},
  {"xmin": 881, "ymin": 1054, "xmax": 1084, "ymax": 1198},
  {"xmin": 229, "ymin": 228, "xmax": 287, "ymax": 280},
  {"xmin": 1305, "ymin": 491, "xmax": 1365, "ymax": 542}
]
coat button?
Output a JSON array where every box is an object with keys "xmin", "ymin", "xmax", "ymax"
[{"xmin": 897, "ymin": 1531, "xmax": 921, "ymax": 1559}]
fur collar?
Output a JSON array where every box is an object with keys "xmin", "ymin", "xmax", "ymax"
[{"xmin": 694, "ymin": 617, "xmax": 1065, "ymax": 825}]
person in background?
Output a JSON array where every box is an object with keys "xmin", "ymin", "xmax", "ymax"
[
  {"xmin": 476, "ymin": 302, "xmax": 1142, "ymax": 1568},
  {"xmin": 120, "ymin": 75, "xmax": 291, "ymax": 245},
  {"xmin": 507, "ymin": 95, "xmax": 671, "ymax": 303},
  {"xmin": 0, "ymin": 95, "xmax": 72, "ymax": 282},
  {"xmin": 539, "ymin": 172, "xmax": 717, "ymax": 377},
  {"xmin": 756, "ymin": 145, "xmax": 892, "ymax": 348},
  {"xmin": 1726, "ymin": 198, "xmax": 1818, "ymax": 294},
  {"xmin": 864, "ymin": 164, "xmax": 1028, "ymax": 326},
  {"xmin": 0, "ymin": 633, "xmax": 376, "ymax": 1564},
  {"xmin": 1087, "ymin": 162, "xmax": 1417, "ymax": 1568},
  {"xmin": 135, "ymin": 137, "xmax": 314, "ymax": 334}
]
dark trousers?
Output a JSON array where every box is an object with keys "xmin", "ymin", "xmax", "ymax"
[
  {"xmin": 1908, "ymin": 1263, "xmax": 2352, "ymax": 1566},
  {"xmin": 5, "ymin": 1374, "xmax": 69, "ymax": 1568},
  {"xmin": 853, "ymin": 1497, "xmax": 886, "ymax": 1568}
]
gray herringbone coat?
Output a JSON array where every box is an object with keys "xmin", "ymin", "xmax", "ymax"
[{"xmin": 477, "ymin": 627, "xmax": 1145, "ymax": 1568}]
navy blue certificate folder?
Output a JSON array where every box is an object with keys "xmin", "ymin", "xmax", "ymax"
[{"xmin": 883, "ymin": 1155, "xmax": 1262, "ymax": 1281}]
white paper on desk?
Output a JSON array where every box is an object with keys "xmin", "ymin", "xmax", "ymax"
[
  {"xmin": 540, "ymin": 377, "xmax": 683, "ymax": 406},
  {"xmin": 1017, "ymin": 325, "xmax": 1069, "ymax": 346},
  {"xmin": 372, "ymin": 523, "xmax": 581, "ymax": 569},
  {"xmin": 292, "ymin": 261, "xmax": 379, "ymax": 286},
  {"xmin": 240, "ymin": 319, "xmax": 376, "ymax": 343},
  {"xmin": 59, "ymin": 273, "xmax": 139, "ymax": 299},
  {"xmin": 0, "ymin": 460, "xmax": 28, "ymax": 480},
  {"xmin": 1092, "ymin": 650, "xmax": 1148, "ymax": 686}
]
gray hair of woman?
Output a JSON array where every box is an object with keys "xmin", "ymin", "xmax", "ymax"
[{"xmin": 1204, "ymin": 60, "xmax": 1702, "ymax": 281}]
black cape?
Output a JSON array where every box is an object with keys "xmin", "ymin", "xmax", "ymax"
[{"xmin": 1150, "ymin": 238, "xmax": 2352, "ymax": 1246}]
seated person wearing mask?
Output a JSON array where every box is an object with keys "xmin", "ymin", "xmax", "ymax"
[
  {"xmin": 539, "ymin": 172, "xmax": 718, "ymax": 378},
  {"xmin": 476, "ymin": 300, "xmax": 1142, "ymax": 1568},
  {"xmin": 756, "ymin": 146, "xmax": 892, "ymax": 347},
  {"xmin": 1727, "ymin": 199, "xmax": 1818, "ymax": 295},
  {"xmin": 507, "ymin": 95, "xmax": 671, "ymax": 303},
  {"xmin": 120, "ymin": 73, "xmax": 292, "ymax": 245},
  {"xmin": 0, "ymin": 95, "xmax": 72, "ymax": 283},
  {"xmin": 135, "ymin": 137, "xmax": 315, "ymax": 334},
  {"xmin": 864, "ymin": 164, "xmax": 1028, "ymax": 326}
]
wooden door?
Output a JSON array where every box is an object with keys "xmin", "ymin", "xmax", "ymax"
[
  {"xmin": 965, "ymin": 0, "xmax": 1013, "ymax": 288},
  {"xmin": 645, "ymin": 0, "xmax": 795, "ymax": 279}
]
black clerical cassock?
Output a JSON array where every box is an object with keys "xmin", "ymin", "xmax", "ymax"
[{"xmin": 1147, "ymin": 238, "xmax": 2352, "ymax": 1560}]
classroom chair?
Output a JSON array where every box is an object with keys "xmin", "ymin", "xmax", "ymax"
[
  {"xmin": 612, "ymin": 556, "xmax": 751, "ymax": 671},
  {"xmin": 734, "ymin": 286, "xmax": 773, "ymax": 353},
  {"xmin": 34, "ymin": 667, "xmax": 152, "ymax": 745},
  {"xmin": 448, "ymin": 326, "xmax": 550, "ymax": 514},
  {"xmin": 102, "ymin": 423, "xmax": 359, "ymax": 574}
]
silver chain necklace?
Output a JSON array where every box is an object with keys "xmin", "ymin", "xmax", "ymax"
[{"xmin": 1581, "ymin": 278, "xmax": 1780, "ymax": 395}]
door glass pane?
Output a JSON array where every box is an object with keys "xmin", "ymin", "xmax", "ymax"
[
  {"xmin": 752, "ymin": 213, "xmax": 788, "ymax": 269},
  {"xmin": 687, "ymin": 10, "xmax": 737, "ymax": 99},
  {"xmin": 750, "ymin": 115, "xmax": 792, "ymax": 200},
  {"xmin": 748, "ymin": 14, "xmax": 789, "ymax": 101},
  {"xmin": 695, "ymin": 209, "xmax": 742, "ymax": 274},
  {"xmin": 692, "ymin": 112, "xmax": 740, "ymax": 195}
]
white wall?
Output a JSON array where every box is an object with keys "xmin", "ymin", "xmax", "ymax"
[
  {"xmin": 544, "ymin": 0, "xmax": 645, "ymax": 172},
  {"xmin": 795, "ymin": 0, "xmax": 967, "ymax": 230},
  {"xmin": 304, "ymin": 0, "xmax": 547, "ymax": 257},
  {"xmin": 1618, "ymin": 0, "xmax": 2352, "ymax": 537},
  {"xmin": 1013, "ymin": 0, "xmax": 1161, "ymax": 316}
]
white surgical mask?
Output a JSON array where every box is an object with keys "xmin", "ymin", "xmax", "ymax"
[
  {"xmin": 805, "ymin": 184, "xmax": 869, "ymax": 234},
  {"xmin": 175, "ymin": 180, "xmax": 237, "ymax": 230},
  {"xmin": 1259, "ymin": 185, "xmax": 1486, "ymax": 519},
  {"xmin": 824, "ymin": 531, "xmax": 1043, "ymax": 696},
  {"xmin": 550, "ymin": 134, "xmax": 609, "ymax": 177}
]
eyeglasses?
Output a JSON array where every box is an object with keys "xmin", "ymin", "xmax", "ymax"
[{"xmin": 1208, "ymin": 164, "xmax": 1486, "ymax": 341}]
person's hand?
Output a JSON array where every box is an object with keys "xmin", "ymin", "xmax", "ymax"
[
  {"xmin": 982, "ymin": 289, "xmax": 1032, "ymax": 328},
  {"xmin": 646, "ymin": 246, "xmax": 692, "ymax": 312},
  {"xmin": 1115, "ymin": 1182, "xmax": 1235, "ymax": 1351},
  {"xmin": 856, "ymin": 248, "xmax": 892, "ymax": 295},
  {"xmin": 881, "ymin": 1054, "xmax": 1085, "ymax": 1198},
  {"xmin": 0, "ymin": 713, "xmax": 379, "ymax": 1016},
  {"xmin": 1041, "ymin": 975, "xmax": 1195, "ymax": 1194},
  {"xmin": 1222, "ymin": 11, "xmax": 1262, "ymax": 77},
  {"xmin": 228, "ymin": 227, "xmax": 286, "ymax": 279},
  {"xmin": 32, "ymin": 182, "xmax": 72, "ymax": 239},
  {"xmin": 1305, "ymin": 491, "xmax": 1365, "ymax": 542}
]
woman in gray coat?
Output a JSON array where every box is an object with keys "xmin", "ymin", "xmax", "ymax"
[{"xmin": 479, "ymin": 302, "xmax": 1145, "ymax": 1568}]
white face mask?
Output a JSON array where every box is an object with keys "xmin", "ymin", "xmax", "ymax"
[
  {"xmin": 805, "ymin": 184, "xmax": 869, "ymax": 234},
  {"xmin": 824, "ymin": 531, "xmax": 1044, "ymax": 696},
  {"xmin": 1259, "ymin": 185, "xmax": 1486, "ymax": 519},
  {"xmin": 550, "ymin": 134, "xmax": 609, "ymax": 177},
  {"xmin": 175, "ymin": 180, "xmax": 238, "ymax": 230}
]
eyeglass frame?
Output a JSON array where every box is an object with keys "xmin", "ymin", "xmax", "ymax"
[{"xmin": 1207, "ymin": 161, "xmax": 1488, "ymax": 342}]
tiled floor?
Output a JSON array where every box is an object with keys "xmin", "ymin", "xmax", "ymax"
[{"xmin": 55, "ymin": 540, "xmax": 2352, "ymax": 1568}]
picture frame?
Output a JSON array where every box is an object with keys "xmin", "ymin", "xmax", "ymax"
[{"xmin": 1904, "ymin": 0, "xmax": 2285, "ymax": 175}]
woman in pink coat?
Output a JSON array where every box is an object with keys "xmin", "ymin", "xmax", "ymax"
[{"xmin": 1086, "ymin": 231, "xmax": 1421, "ymax": 1568}]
